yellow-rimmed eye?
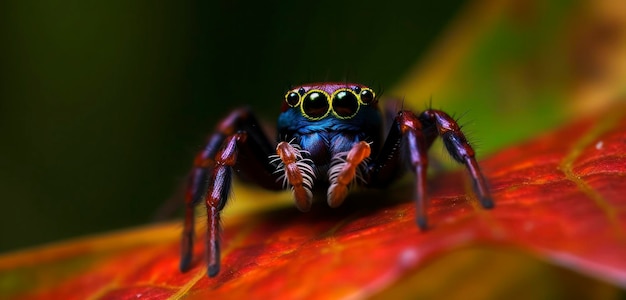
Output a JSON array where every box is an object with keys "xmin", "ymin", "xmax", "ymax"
[
  {"xmin": 301, "ymin": 90, "xmax": 331, "ymax": 120},
  {"xmin": 358, "ymin": 88, "xmax": 375, "ymax": 104},
  {"xmin": 285, "ymin": 91, "xmax": 301, "ymax": 107},
  {"xmin": 331, "ymin": 89, "xmax": 360, "ymax": 119}
]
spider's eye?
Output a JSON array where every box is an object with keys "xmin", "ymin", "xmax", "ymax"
[
  {"xmin": 359, "ymin": 89, "xmax": 375, "ymax": 104},
  {"xmin": 302, "ymin": 91, "xmax": 329, "ymax": 119},
  {"xmin": 332, "ymin": 90, "xmax": 359, "ymax": 118},
  {"xmin": 352, "ymin": 86, "xmax": 361, "ymax": 93},
  {"xmin": 285, "ymin": 91, "xmax": 300, "ymax": 107}
]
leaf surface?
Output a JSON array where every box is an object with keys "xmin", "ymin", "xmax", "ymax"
[{"xmin": 2, "ymin": 105, "xmax": 625, "ymax": 299}]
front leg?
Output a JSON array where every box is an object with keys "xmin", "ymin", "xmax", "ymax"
[
  {"xmin": 180, "ymin": 108, "xmax": 281, "ymax": 277},
  {"xmin": 204, "ymin": 132, "xmax": 245, "ymax": 276}
]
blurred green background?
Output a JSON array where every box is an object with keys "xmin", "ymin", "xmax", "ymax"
[{"xmin": 0, "ymin": 0, "xmax": 470, "ymax": 252}]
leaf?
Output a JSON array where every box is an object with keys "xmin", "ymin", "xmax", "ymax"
[{"xmin": 1, "ymin": 105, "xmax": 625, "ymax": 299}]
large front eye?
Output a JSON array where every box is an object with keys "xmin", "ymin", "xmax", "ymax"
[
  {"xmin": 302, "ymin": 91, "xmax": 330, "ymax": 119},
  {"xmin": 332, "ymin": 90, "xmax": 359, "ymax": 118}
]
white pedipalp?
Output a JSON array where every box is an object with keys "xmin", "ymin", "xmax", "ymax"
[
  {"xmin": 326, "ymin": 150, "xmax": 370, "ymax": 199},
  {"xmin": 269, "ymin": 140, "xmax": 316, "ymax": 191},
  {"xmin": 327, "ymin": 151, "xmax": 348, "ymax": 185}
]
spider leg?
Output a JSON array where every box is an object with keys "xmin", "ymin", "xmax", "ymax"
[
  {"xmin": 418, "ymin": 109, "xmax": 494, "ymax": 209},
  {"xmin": 180, "ymin": 136, "xmax": 223, "ymax": 274},
  {"xmin": 366, "ymin": 110, "xmax": 430, "ymax": 228},
  {"xmin": 180, "ymin": 108, "xmax": 281, "ymax": 277},
  {"xmin": 366, "ymin": 109, "xmax": 492, "ymax": 230},
  {"xmin": 396, "ymin": 112, "xmax": 430, "ymax": 228},
  {"xmin": 205, "ymin": 132, "xmax": 246, "ymax": 276},
  {"xmin": 179, "ymin": 169, "xmax": 206, "ymax": 273}
]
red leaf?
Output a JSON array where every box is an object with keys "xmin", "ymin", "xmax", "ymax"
[
  {"xmin": 482, "ymin": 105, "xmax": 626, "ymax": 284},
  {"xmin": 1, "ymin": 106, "xmax": 625, "ymax": 299}
]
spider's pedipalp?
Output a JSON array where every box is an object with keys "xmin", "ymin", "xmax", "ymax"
[
  {"xmin": 275, "ymin": 141, "xmax": 316, "ymax": 211},
  {"xmin": 327, "ymin": 141, "xmax": 371, "ymax": 207}
]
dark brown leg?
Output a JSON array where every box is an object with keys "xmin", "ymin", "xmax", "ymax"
[
  {"xmin": 180, "ymin": 108, "xmax": 281, "ymax": 277},
  {"xmin": 204, "ymin": 132, "xmax": 246, "ymax": 276},
  {"xmin": 397, "ymin": 111, "xmax": 430, "ymax": 229},
  {"xmin": 418, "ymin": 109, "xmax": 494, "ymax": 209},
  {"xmin": 366, "ymin": 109, "xmax": 493, "ymax": 230},
  {"xmin": 366, "ymin": 110, "xmax": 431, "ymax": 229}
]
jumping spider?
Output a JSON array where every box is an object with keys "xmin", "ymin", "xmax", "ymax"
[{"xmin": 180, "ymin": 82, "xmax": 493, "ymax": 277}]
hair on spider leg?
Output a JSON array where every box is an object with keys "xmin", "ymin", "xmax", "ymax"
[
  {"xmin": 400, "ymin": 96, "xmax": 406, "ymax": 111},
  {"xmin": 425, "ymin": 95, "xmax": 433, "ymax": 111},
  {"xmin": 452, "ymin": 110, "xmax": 471, "ymax": 124},
  {"xmin": 428, "ymin": 108, "xmax": 484, "ymax": 172},
  {"xmin": 422, "ymin": 95, "xmax": 443, "ymax": 113},
  {"xmin": 153, "ymin": 131, "xmax": 227, "ymax": 222},
  {"xmin": 454, "ymin": 110, "xmax": 484, "ymax": 152}
]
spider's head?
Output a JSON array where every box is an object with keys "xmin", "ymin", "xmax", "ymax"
[{"xmin": 277, "ymin": 82, "xmax": 381, "ymax": 135}]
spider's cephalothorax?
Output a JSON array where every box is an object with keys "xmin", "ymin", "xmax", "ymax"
[
  {"xmin": 180, "ymin": 82, "xmax": 493, "ymax": 277},
  {"xmin": 275, "ymin": 83, "xmax": 383, "ymax": 210}
]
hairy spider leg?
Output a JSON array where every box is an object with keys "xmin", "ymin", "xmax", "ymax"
[
  {"xmin": 180, "ymin": 108, "xmax": 282, "ymax": 277},
  {"xmin": 180, "ymin": 131, "xmax": 226, "ymax": 274},
  {"xmin": 366, "ymin": 109, "xmax": 492, "ymax": 230},
  {"xmin": 418, "ymin": 109, "xmax": 493, "ymax": 209},
  {"xmin": 398, "ymin": 111, "xmax": 431, "ymax": 229},
  {"xmin": 205, "ymin": 132, "xmax": 245, "ymax": 276},
  {"xmin": 362, "ymin": 110, "xmax": 430, "ymax": 227}
]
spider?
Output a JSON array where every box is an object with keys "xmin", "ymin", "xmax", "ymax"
[{"xmin": 180, "ymin": 82, "xmax": 493, "ymax": 277}]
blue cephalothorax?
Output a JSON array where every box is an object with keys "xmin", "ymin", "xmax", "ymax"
[{"xmin": 180, "ymin": 82, "xmax": 494, "ymax": 278}]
